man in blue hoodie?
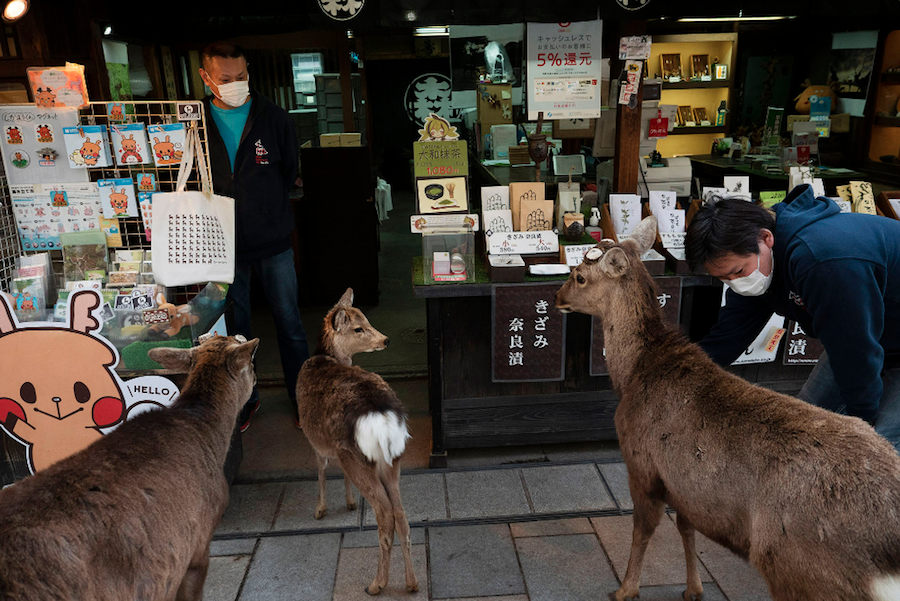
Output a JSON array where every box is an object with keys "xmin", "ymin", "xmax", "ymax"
[
  {"xmin": 685, "ymin": 184, "xmax": 900, "ymax": 451},
  {"xmin": 200, "ymin": 42, "xmax": 309, "ymax": 431}
]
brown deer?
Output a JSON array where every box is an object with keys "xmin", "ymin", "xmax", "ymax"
[
  {"xmin": 555, "ymin": 216, "xmax": 900, "ymax": 601},
  {"xmin": 0, "ymin": 334, "xmax": 259, "ymax": 601},
  {"xmin": 296, "ymin": 288, "xmax": 418, "ymax": 596}
]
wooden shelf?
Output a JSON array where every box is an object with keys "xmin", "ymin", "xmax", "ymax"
[
  {"xmin": 881, "ymin": 72, "xmax": 900, "ymax": 84},
  {"xmin": 670, "ymin": 126, "xmax": 727, "ymax": 135},
  {"xmin": 660, "ymin": 79, "xmax": 731, "ymax": 89},
  {"xmin": 874, "ymin": 115, "xmax": 900, "ymax": 127}
]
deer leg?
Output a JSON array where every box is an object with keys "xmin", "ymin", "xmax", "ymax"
[
  {"xmin": 315, "ymin": 452, "xmax": 328, "ymax": 519},
  {"xmin": 339, "ymin": 451, "xmax": 394, "ymax": 596},
  {"xmin": 175, "ymin": 544, "xmax": 210, "ymax": 601},
  {"xmin": 345, "ymin": 474, "xmax": 358, "ymax": 511},
  {"xmin": 383, "ymin": 460, "xmax": 418, "ymax": 593},
  {"xmin": 675, "ymin": 512, "xmax": 703, "ymax": 601},
  {"xmin": 615, "ymin": 490, "xmax": 665, "ymax": 601}
]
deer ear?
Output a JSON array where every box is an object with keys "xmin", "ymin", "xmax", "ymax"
[
  {"xmin": 70, "ymin": 290, "xmax": 101, "ymax": 334},
  {"xmin": 226, "ymin": 337, "xmax": 260, "ymax": 379},
  {"xmin": 149, "ymin": 346, "xmax": 195, "ymax": 371},
  {"xmin": 332, "ymin": 308, "xmax": 351, "ymax": 331},
  {"xmin": 623, "ymin": 216, "xmax": 657, "ymax": 255},
  {"xmin": 600, "ymin": 247, "xmax": 630, "ymax": 278},
  {"xmin": 337, "ymin": 287, "xmax": 354, "ymax": 307}
]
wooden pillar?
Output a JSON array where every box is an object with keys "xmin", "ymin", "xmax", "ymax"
[
  {"xmin": 613, "ymin": 20, "xmax": 647, "ymax": 194},
  {"xmin": 338, "ymin": 32, "xmax": 355, "ymax": 133}
]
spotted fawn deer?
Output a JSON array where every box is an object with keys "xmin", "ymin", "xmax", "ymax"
[
  {"xmin": 555, "ymin": 216, "xmax": 900, "ymax": 601},
  {"xmin": 296, "ymin": 288, "xmax": 417, "ymax": 596}
]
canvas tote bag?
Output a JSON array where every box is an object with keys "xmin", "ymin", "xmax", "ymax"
[{"xmin": 151, "ymin": 124, "xmax": 235, "ymax": 286}]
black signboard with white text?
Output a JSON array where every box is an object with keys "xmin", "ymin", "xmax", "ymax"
[
  {"xmin": 492, "ymin": 283, "xmax": 566, "ymax": 382},
  {"xmin": 782, "ymin": 321, "xmax": 824, "ymax": 364}
]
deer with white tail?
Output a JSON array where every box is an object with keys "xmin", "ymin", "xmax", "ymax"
[
  {"xmin": 555, "ymin": 216, "xmax": 900, "ymax": 601},
  {"xmin": 296, "ymin": 288, "xmax": 417, "ymax": 596}
]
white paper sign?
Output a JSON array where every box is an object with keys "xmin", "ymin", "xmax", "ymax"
[
  {"xmin": 481, "ymin": 186, "xmax": 510, "ymax": 211},
  {"xmin": 830, "ymin": 197, "xmax": 852, "ymax": 213},
  {"xmin": 890, "ymin": 198, "xmax": 900, "ymax": 218},
  {"xmin": 660, "ymin": 232, "xmax": 686, "ymax": 249},
  {"xmin": 649, "ymin": 190, "xmax": 676, "ymax": 214},
  {"xmin": 721, "ymin": 287, "xmax": 786, "ymax": 365},
  {"xmin": 488, "ymin": 230, "xmax": 559, "ymax": 255},
  {"xmin": 656, "ymin": 209, "xmax": 685, "ymax": 234},
  {"xmin": 702, "ymin": 187, "xmax": 728, "ymax": 203},
  {"xmin": 564, "ymin": 244, "xmax": 596, "ymax": 266},
  {"xmin": 527, "ymin": 20, "xmax": 603, "ymax": 119},
  {"xmin": 609, "ymin": 194, "xmax": 642, "ymax": 236},
  {"xmin": 723, "ymin": 176, "xmax": 750, "ymax": 200},
  {"xmin": 483, "ymin": 209, "xmax": 514, "ymax": 234},
  {"xmin": 410, "ymin": 214, "xmax": 480, "ymax": 233},
  {"xmin": 812, "ymin": 177, "xmax": 826, "ymax": 198}
]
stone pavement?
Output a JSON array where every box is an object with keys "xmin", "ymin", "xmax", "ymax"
[{"xmin": 203, "ymin": 460, "xmax": 773, "ymax": 601}]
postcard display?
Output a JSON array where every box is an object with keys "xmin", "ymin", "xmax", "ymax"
[{"xmin": 0, "ymin": 101, "xmax": 227, "ymax": 364}]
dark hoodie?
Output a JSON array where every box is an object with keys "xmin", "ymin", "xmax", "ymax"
[
  {"xmin": 700, "ymin": 184, "xmax": 900, "ymax": 423},
  {"xmin": 203, "ymin": 92, "xmax": 298, "ymax": 262}
]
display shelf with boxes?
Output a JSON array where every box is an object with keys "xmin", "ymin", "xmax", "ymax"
[
  {"xmin": 648, "ymin": 33, "xmax": 737, "ymax": 157},
  {"xmin": 868, "ymin": 30, "xmax": 900, "ymax": 168}
]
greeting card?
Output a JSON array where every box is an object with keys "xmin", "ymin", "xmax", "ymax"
[
  {"xmin": 147, "ymin": 123, "xmax": 186, "ymax": 166},
  {"xmin": 656, "ymin": 209, "xmax": 686, "ymax": 234},
  {"xmin": 609, "ymin": 194, "xmax": 642, "ymax": 237},
  {"xmin": 111, "ymin": 123, "xmax": 151, "ymax": 166},
  {"xmin": 649, "ymin": 190, "xmax": 676, "ymax": 214},
  {"xmin": 98, "ymin": 178, "xmax": 138, "ymax": 218},
  {"xmin": 62, "ymin": 126, "xmax": 112, "ymax": 168}
]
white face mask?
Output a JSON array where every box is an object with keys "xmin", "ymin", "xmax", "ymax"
[
  {"xmin": 724, "ymin": 252, "xmax": 774, "ymax": 297},
  {"xmin": 211, "ymin": 78, "xmax": 249, "ymax": 108}
]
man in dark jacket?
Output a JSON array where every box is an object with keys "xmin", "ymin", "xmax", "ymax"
[
  {"xmin": 685, "ymin": 184, "xmax": 900, "ymax": 452},
  {"xmin": 199, "ymin": 42, "xmax": 309, "ymax": 431}
]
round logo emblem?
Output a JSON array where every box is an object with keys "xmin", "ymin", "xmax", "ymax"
[
  {"xmin": 616, "ymin": 0, "xmax": 650, "ymax": 10},
  {"xmin": 404, "ymin": 73, "xmax": 452, "ymax": 125},
  {"xmin": 318, "ymin": 0, "xmax": 365, "ymax": 21}
]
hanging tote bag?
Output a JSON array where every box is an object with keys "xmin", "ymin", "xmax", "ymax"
[{"xmin": 151, "ymin": 124, "xmax": 235, "ymax": 286}]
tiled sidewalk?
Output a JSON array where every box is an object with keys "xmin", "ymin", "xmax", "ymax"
[{"xmin": 203, "ymin": 461, "xmax": 772, "ymax": 601}]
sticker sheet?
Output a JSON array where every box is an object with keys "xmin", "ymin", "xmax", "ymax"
[
  {"xmin": 138, "ymin": 192, "xmax": 153, "ymax": 242},
  {"xmin": 110, "ymin": 123, "xmax": 151, "ymax": 166},
  {"xmin": 0, "ymin": 106, "xmax": 87, "ymax": 185},
  {"xmin": 11, "ymin": 182, "xmax": 101, "ymax": 250},
  {"xmin": 147, "ymin": 123, "xmax": 186, "ymax": 166},
  {"xmin": 62, "ymin": 125, "xmax": 112, "ymax": 168},
  {"xmin": 98, "ymin": 178, "xmax": 138, "ymax": 218}
]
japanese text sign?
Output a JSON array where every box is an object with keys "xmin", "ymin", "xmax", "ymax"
[
  {"xmin": 591, "ymin": 277, "xmax": 682, "ymax": 376},
  {"xmin": 782, "ymin": 321, "xmax": 824, "ymax": 365},
  {"xmin": 413, "ymin": 140, "xmax": 468, "ymax": 179},
  {"xmin": 527, "ymin": 20, "xmax": 603, "ymax": 120},
  {"xmin": 493, "ymin": 284, "xmax": 566, "ymax": 382}
]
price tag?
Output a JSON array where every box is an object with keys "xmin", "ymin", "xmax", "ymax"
[{"xmin": 660, "ymin": 232, "xmax": 686, "ymax": 249}]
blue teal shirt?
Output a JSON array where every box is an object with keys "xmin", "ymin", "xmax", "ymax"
[{"xmin": 210, "ymin": 99, "xmax": 252, "ymax": 171}]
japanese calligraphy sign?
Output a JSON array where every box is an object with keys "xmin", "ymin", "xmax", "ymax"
[
  {"xmin": 527, "ymin": 20, "xmax": 603, "ymax": 120},
  {"xmin": 413, "ymin": 140, "xmax": 468, "ymax": 179},
  {"xmin": 591, "ymin": 277, "xmax": 681, "ymax": 376},
  {"xmin": 487, "ymin": 230, "xmax": 559, "ymax": 255},
  {"xmin": 492, "ymin": 284, "xmax": 566, "ymax": 382},
  {"xmin": 782, "ymin": 321, "xmax": 824, "ymax": 365}
]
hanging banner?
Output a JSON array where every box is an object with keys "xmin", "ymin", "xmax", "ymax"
[{"xmin": 526, "ymin": 20, "xmax": 603, "ymax": 120}]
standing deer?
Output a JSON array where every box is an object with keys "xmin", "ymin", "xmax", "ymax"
[
  {"xmin": 555, "ymin": 216, "xmax": 900, "ymax": 601},
  {"xmin": 296, "ymin": 288, "xmax": 417, "ymax": 596},
  {"xmin": 0, "ymin": 335, "xmax": 259, "ymax": 601}
]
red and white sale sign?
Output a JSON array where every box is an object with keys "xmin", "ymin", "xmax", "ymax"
[{"xmin": 648, "ymin": 117, "xmax": 669, "ymax": 138}]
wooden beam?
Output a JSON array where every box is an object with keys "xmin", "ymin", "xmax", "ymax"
[
  {"xmin": 613, "ymin": 21, "xmax": 647, "ymax": 194},
  {"xmin": 337, "ymin": 32, "xmax": 354, "ymax": 132}
]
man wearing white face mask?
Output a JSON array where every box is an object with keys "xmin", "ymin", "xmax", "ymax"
[
  {"xmin": 200, "ymin": 42, "xmax": 310, "ymax": 432},
  {"xmin": 686, "ymin": 185, "xmax": 900, "ymax": 452}
]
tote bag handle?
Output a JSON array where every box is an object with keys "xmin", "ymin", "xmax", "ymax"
[{"xmin": 174, "ymin": 123, "xmax": 213, "ymax": 194}]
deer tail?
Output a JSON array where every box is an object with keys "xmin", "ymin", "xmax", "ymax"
[
  {"xmin": 354, "ymin": 411, "xmax": 409, "ymax": 467},
  {"xmin": 872, "ymin": 575, "xmax": 900, "ymax": 601}
]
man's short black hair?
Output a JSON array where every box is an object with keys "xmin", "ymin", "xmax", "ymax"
[
  {"xmin": 685, "ymin": 197, "xmax": 776, "ymax": 272},
  {"xmin": 201, "ymin": 42, "xmax": 246, "ymax": 70}
]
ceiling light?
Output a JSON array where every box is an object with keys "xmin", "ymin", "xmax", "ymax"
[
  {"xmin": 103, "ymin": 25, "xmax": 112, "ymax": 35},
  {"xmin": 405, "ymin": 11, "xmax": 417, "ymax": 21},
  {"xmin": 414, "ymin": 26, "xmax": 449, "ymax": 37},
  {"xmin": 678, "ymin": 15, "xmax": 796, "ymax": 22},
  {"xmin": 2, "ymin": 0, "xmax": 29, "ymax": 23}
]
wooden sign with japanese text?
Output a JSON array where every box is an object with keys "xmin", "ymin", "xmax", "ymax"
[
  {"xmin": 590, "ymin": 276, "xmax": 682, "ymax": 376},
  {"xmin": 782, "ymin": 321, "xmax": 824, "ymax": 365},
  {"xmin": 413, "ymin": 140, "xmax": 468, "ymax": 179},
  {"xmin": 492, "ymin": 284, "xmax": 566, "ymax": 382}
]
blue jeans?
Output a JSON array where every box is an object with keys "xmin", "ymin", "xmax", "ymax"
[
  {"xmin": 227, "ymin": 248, "xmax": 310, "ymax": 407},
  {"xmin": 798, "ymin": 351, "xmax": 900, "ymax": 453}
]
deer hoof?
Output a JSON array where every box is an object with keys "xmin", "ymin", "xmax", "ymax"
[
  {"xmin": 683, "ymin": 592, "xmax": 702, "ymax": 601},
  {"xmin": 347, "ymin": 500, "xmax": 358, "ymax": 510},
  {"xmin": 365, "ymin": 584, "xmax": 383, "ymax": 596},
  {"xmin": 612, "ymin": 590, "xmax": 639, "ymax": 601},
  {"xmin": 314, "ymin": 508, "xmax": 327, "ymax": 519},
  {"xmin": 406, "ymin": 582, "xmax": 419, "ymax": 593}
]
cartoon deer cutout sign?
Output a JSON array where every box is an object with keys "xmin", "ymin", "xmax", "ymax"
[{"xmin": 0, "ymin": 291, "xmax": 180, "ymax": 484}]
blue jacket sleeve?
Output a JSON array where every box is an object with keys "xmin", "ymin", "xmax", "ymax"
[
  {"xmin": 699, "ymin": 287, "xmax": 774, "ymax": 367},
  {"xmin": 796, "ymin": 259, "xmax": 885, "ymax": 423}
]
